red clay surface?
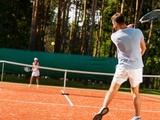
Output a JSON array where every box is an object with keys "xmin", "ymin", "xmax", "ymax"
[{"xmin": 0, "ymin": 82, "xmax": 160, "ymax": 120}]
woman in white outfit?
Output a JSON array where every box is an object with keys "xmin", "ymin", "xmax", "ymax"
[{"xmin": 28, "ymin": 57, "xmax": 40, "ymax": 88}]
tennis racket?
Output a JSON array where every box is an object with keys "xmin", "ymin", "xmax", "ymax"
[
  {"xmin": 24, "ymin": 67, "xmax": 31, "ymax": 72},
  {"xmin": 134, "ymin": 9, "xmax": 160, "ymax": 27}
]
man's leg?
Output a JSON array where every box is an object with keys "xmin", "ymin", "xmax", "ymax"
[
  {"xmin": 131, "ymin": 84, "xmax": 141, "ymax": 116},
  {"xmin": 103, "ymin": 67, "xmax": 127, "ymax": 107},
  {"xmin": 93, "ymin": 81, "xmax": 121, "ymax": 120},
  {"xmin": 93, "ymin": 67, "xmax": 127, "ymax": 120},
  {"xmin": 103, "ymin": 81, "xmax": 121, "ymax": 107}
]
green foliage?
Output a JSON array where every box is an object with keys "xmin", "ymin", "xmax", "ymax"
[
  {"xmin": 145, "ymin": 20, "xmax": 160, "ymax": 75},
  {"xmin": 0, "ymin": 0, "xmax": 32, "ymax": 49},
  {"xmin": 98, "ymin": 0, "xmax": 116, "ymax": 57}
]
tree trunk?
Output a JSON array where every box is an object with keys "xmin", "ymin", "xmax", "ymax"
[
  {"xmin": 64, "ymin": 0, "xmax": 71, "ymax": 53},
  {"xmin": 54, "ymin": 0, "xmax": 64, "ymax": 52},
  {"xmin": 137, "ymin": 0, "xmax": 144, "ymax": 21},
  {"xmin": 72, "ymin": 0, "xmax": 79, "ymax": 54},
  {"xmin": 127, "ymin": 0, "xmax": 133, "ymax": 24},
  {"xmin": 36, "ymin": 0, "xmax": 45, "ymax": 51},
  {"xmin": 121, "ymin": 0, "xmax": 125, "ymax": 13},
  {"xmin": 143, "ymin": 0, "xmax": 155, "ymax": 89},
  {"xmin": 29, "ymin": 0, "xmax": 51, "ymax": 51},
  {"xmin": 80, "ymin": 0, "xmax": 87, "ymax": 54},
  {"xmin": 61, "ymin": 0, "xmax": 71, "ymax": 52},
  {"xmin": 69, "ymin": 0, "xmax": 80, "ymax": 54},
  {"xmin": 143, "ymin": 0, "xmax": 154, "ymax": 65},
  {"xmin": 88, "ymin": 0, "xmax": 97, "ymax": 55},
  {"xmin": 116, "ymin": 0, "xmax": 119, "ymax": 12},
  {"xmin": 29, "ymin": 0, "xmax": 38, "ymax": 50},
  {"xmin": 134, "ymin": 0, "xmax": 139, "ymax": 24},
  {"xmin": 96, "ymin": 0, "xmax": 105, "ymax": 57},
  {"xmin": 61, "ymin": 0, "xmax": 67, "ymax": 52},
  {"xmin": 43, "ymin": 0, "xmax": 51, "ymax": 51},
  {"xmin": 109, "ymin": 0, "xmax": 118, "ymax": 57}
]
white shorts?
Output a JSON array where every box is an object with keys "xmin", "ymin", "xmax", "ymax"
[
  {"xmin": 112, "ymin": 67, "xmax": 143, "ymax": 87},
  {"xmin": 31, "ymin": 70, "xmax": 40, "ymax": 77}
]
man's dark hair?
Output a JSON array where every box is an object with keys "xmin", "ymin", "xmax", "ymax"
[{"xmin": 111, "ymin": 13, "xmax": 125, "ymax": 25}]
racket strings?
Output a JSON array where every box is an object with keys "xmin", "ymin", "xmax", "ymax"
[
  {"xmin": 139, "ymin": 9, "xmax": 160, "ymax": 23},
  {"xmin": 143, "ymin": 11, "xmax": 160, "ymax": 20}
]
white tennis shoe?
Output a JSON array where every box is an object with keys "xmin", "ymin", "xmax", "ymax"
[{"xmin": 131, "ymin": 116, "xmax": 141, "ymax": 120}]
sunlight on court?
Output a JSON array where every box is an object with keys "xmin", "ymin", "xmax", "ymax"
[{"xmin": 0, "ymin": 83, "xmax": 160, "ymax": 120}]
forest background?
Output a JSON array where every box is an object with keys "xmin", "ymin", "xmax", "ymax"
[{"xmin": 0, "ymin": 0, "xmax": 160, "ymax": 89}]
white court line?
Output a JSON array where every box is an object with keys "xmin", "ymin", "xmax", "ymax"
[
  {"xmin": 61, "ymin": 90, "xmax": 74, "ymax": 106},
  {"xmin": 75, "ymin": 105, "xmax": 160, "ymax": 113},
  {"xmin": 109, "ymin": 107, "xmax": 160, "ymax": 113},
  {"xmin": 0, "ymin": 98, "xmax": 71, "ymax": 107},
  {"xmin": 140, "ymin": 95, "xmax": 160, "ymax": 102},
  {"xmin": 0, "ymin": 98, "xmax": 159, "ymax": 113},
  {"xmin": 120, "ymin": 91, "xmax": 160, "ymax": 102}
]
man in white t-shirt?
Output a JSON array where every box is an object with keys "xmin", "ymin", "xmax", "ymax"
[{"xmin": 93, "ymin": 13, "xmax": 146, "ymax": 120}]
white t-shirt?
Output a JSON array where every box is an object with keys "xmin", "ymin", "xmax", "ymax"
[{"xmin": 111, "ymin": 28, "xmax": 144, "ymax": 69}]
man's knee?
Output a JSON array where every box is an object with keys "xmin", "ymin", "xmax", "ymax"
[{"xmin": 131, "ymin": 85, "xmax": 140, "ymax": 96}]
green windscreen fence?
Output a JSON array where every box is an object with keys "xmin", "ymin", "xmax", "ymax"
[{"xmin": 0, "ymin": 48, "xmax": 118, "ymax": 81}]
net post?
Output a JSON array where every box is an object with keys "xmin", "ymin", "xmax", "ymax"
[
  {"xmin": 0, "ymin": 62, "xmax": 4, "ymax": 90},
  {"xmin": 62, "ymin": 70, "xmax": 69, "ymax": 95},
  {"xmin": 1, "ymin": 62, "xmax": 4, "ymax": 82}
]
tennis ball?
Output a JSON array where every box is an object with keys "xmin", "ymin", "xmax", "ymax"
[{"xmin": 51, "ymin": 42, "xmax": 55, "ymax": 46}]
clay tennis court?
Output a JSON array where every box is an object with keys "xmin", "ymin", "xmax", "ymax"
[{"xmin": 0, "ymin": 82, "xmax": 159, "ymax": 120}]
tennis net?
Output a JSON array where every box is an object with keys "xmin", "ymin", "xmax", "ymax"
[{"xmin": 0, "ymin": 60, "xmax": 160, "ymax": 94}]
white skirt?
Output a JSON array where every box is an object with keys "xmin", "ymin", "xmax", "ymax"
[{"xmin": 31, "ymin": 70, "xmax": 40, "ymax": 77}]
